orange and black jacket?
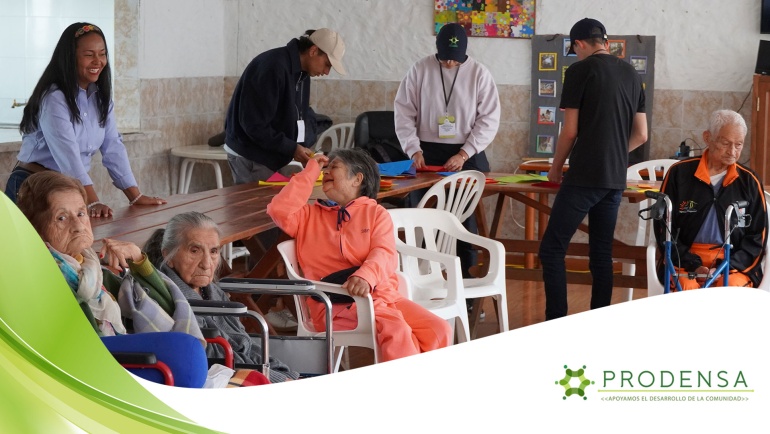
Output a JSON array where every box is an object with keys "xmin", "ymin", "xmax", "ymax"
[{"xmin": 653, "ymin": 151, "xmax": 767, "ymax": 286}]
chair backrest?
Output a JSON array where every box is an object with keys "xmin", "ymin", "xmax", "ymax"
[
  {"xmin": 276, "ymin": 240, "xmax": 317, "ymax": 333},
  {"xmin": 276, "ymin": 240, "xmax": 303, "ymax": 280},
  {"xmin": 628, "ymin": 159, "xmax": 679, "ymax": 246},
  {"xmin": 354, "ymin": 111, "xmax": 409, "ymax": 163},
  {"xmin": 416, "ymin": 170, "xmax": 486, "ymax": 255},
  {"xmin": 354, "ymin": 111, "xmax": 396, "ymax": 148},
  {"xmin": 417, "ymin": 170, "xmax": 485, "ymax": 223},
  {"xmin": 627, "ymin": 158, "xmax": 678, "ymax": 182},
  {"xmin": 314, "ymin": 122, "xmax": 355, "ymax": 153}
]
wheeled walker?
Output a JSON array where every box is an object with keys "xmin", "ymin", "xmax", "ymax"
[{"xmin": 641, "ymin": 191, "xmax": 749, "ymax": 293}]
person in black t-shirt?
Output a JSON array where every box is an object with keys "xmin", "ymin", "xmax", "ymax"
[{"xmin": 539, "ymin": 18, "xmax": 648, "ymax": 320}]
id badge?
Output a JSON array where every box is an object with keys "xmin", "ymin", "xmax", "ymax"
[
  {"xmin": 438, "ymin": 115, "xmax": 456, "ymax": 139},
  {"xmin": 296, "ymin": 120, "xmax": 306, "ymax": 143}
]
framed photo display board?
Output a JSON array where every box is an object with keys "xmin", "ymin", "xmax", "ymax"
[{"xmin": 529, "ymin": 34, "xmax": 656, "ymax": 165}]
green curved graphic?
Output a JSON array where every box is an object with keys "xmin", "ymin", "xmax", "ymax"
[
  {"xmin": 0, "ymin": 194, "xmax": 217, "ymax": 433},
  {"xmin": 556, "ymin": 364, "xmax": 594, "ymax": 400}
]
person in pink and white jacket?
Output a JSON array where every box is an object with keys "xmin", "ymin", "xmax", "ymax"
[{"xmin": 394, "ymin": 23, "xmax": 500, "ymax": 282}]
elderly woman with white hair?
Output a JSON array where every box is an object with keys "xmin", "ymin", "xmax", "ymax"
[
  {"xmin": 654, "ymin": 109, "xmax": 767, "ymax": 290},
  {"xmin": 145, "ymin": 212, "xmax": 300, "ymax": 384}
]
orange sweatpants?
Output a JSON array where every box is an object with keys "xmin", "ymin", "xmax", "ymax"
[
  {"xmin": 307, "ymin": 297, "xmax": 452, "ymax": 362},
  {"xmin": 673, "ymin": 242, "xmax": 752, "ymax": 290}
]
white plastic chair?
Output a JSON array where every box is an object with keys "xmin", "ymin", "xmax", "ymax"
[
  {"xmin": 647, "ymin": 191, "xmax": 770, "ymax": 296},
  {"xmin": 286, "ymin": 123, "xmax": 356, "ymax": 172},
  {"xmin": 314, "ymin": 123, "xmax": 355, "ymax": 153},
  {"xmin": 388, "ymin": 208, "xmax": 508, "ymax": 342},
  {"xmin": 623, "ymin": 159, "xmax": 678, "ymax": 301},
  {"xmin": 414, "ymin": 170, "xmax": 505, "ymax": 335},
  {"xmin": 416, "ymin": 170, "xmax": 486, "ymax": 256},
  {"xmin": 276, "ymin": 239, "xmax": 380, "ymax": 369},
  {"xmin": 646, "ymin": 240, "xmax": 666, "ymax": 297}
]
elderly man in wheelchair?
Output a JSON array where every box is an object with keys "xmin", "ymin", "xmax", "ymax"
[{"xmin": 651, "ymin": 110, "xmax": 767, "ymax": 291}]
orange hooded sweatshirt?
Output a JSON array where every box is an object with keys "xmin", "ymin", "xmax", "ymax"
[{"xmin": 266, "ymin": 159, "xmax": 401, "ymax": 303}]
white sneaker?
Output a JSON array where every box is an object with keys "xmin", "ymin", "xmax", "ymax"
[{"xmin": 265, "ymin": 308, "xmax": 298, "ymax": 332}]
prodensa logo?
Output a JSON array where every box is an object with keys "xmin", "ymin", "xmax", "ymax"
[{"xmin": 556, "ymin": 365, "xmax": 594, "ymax": 400}]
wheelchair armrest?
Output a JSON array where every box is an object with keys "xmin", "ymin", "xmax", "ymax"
[
  {"xmin": 218, "ymin": 277, "xmax": 315, "ymax": 293},
  {"xmin": 188, "ymin": 298, "xmax": 271, "ymax": 377},
  {"xmin": 111, "ymin": 352, "xmax": 157, "ymax": 365},
  {"xmin": 110, "ymin": 352, "xmax": 174, "ymax": 386},
  {"xmin": 218, "ymin": 277, "xmax": 335, "ymax": 375},
  {"xmin": 188, "ymin": 299, "xmax": 247, "ymax": 315}
]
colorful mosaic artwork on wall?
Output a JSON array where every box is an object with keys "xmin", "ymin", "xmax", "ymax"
[{"xmin": 434, "ymin": 0, "xmax": 535, "ymax": 39}]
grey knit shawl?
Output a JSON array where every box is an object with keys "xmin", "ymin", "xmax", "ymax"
[{"xmin": 161, "ymin": 265, "xmax": 299, "ymax": 383}]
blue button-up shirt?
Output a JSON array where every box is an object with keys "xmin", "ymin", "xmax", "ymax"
[{"xmin": 17, "ymin": 84, "xmax": 137, "ymax": 189}]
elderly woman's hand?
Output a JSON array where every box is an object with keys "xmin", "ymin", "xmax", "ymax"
[
  {"xmin": 100, "ymin": 238, "xmax": 144, "ymax": 270},
  {"xmin": 313, "ymin": 153, "xmax": 329, "ymax": 167},
  {"xmin": 342, "ymin": 276, "xmax": 371, "ymax": 297}
]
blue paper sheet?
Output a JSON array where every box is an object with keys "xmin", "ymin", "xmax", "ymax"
[{"xmin": 378, "ymin": 160, "xmax": 416, "ymax": 177}]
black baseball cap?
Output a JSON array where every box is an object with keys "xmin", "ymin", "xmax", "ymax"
[
  {"xmin": 568, "ymin": 18, "xmax": 607, "ymax": 54},
  {"xmin": 436, "ymin": 23, "xmax": 468, "ymax": 62}
]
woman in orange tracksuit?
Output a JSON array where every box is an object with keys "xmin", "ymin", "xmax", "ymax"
[{"xmin": 267, "ymin": 149, "xmax": 451, "ymax": 361}]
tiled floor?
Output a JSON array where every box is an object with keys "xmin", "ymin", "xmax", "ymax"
[
  {"xmin": 228, "ymin": 256, "xmax": 651, "ymax": 371},
  {"xmin": 343, "ymin": 280, "xmax": 649, "ymax": 370}
]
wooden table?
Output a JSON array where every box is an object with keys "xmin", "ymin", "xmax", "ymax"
[
  {"xmin": 519, "ymin": 159, "xmax": 663, "ymax": 179},
  {"xmin": 476, "ymin": 175, "xmax": 658, "ymax": 289},
  {"xmin": 91, "ymin": 173, "xmax": 443, "ymax": 277},
  {"xmin": 91, "ymin": 182, "xmax": 279, "ymax": 249}
]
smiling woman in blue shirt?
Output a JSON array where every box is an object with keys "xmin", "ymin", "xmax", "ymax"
[{"xmin": 4, "ymin": 22, "xmax": 166, "ymax": 217}]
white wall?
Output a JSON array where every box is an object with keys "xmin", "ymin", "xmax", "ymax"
[
  {"xmin": 138, "ymin": 0, "xmax": 226, "ymax": 78},
  {"xmin": 535, "ymin": 0, "xmax": 763, "ymax": 91},
  {"xmin": 0, "ymin": 0, "xmax": 114, "ymax": 126},
  {"xmin": 228, "ymin": 0, "xmax": 768, "ymax": 91}
]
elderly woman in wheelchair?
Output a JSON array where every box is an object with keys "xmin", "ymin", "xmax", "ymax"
[
  {"xmin": 16, "ymin": 171, "xmax": 208, "ymax": 387},
  {"xmin": 145, "ymin": 211, "xmax": 300, "ymax": 384}
]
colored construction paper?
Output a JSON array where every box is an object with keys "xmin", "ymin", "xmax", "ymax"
[
  {"xmin": 378, "ymin": 160, "xmax": 416, "ymax": 177},
  {"xmin": 417, "ymin": 165, "xmax": 445, "ymax": 172},
  {"xmin": 494, "ymin": 174, "xmax": 549, "ymax": 184},
  {"xmin": 266, "ymin": 172, "xmax": 291, "ymax": 182}
]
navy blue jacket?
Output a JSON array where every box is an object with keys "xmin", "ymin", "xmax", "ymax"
[{"xmin": 225, "ymin": 39, "xmax": 317, "ymax": 172}]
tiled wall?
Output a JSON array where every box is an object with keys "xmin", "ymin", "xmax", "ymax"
[
  {"xmin": 139, "ymin": 76, "xmax": 230, "ymax": 194},
  {"xmin": 305, "ymin": 81, "xmax": 756, "ymax": 244},
  {"xmin": 0, "ymin": 76, "xmax": 228, "ymax": 204},
  {"xmin": 0, "ymin": 0, "xmax": 758, "ymax": 255},
  {"xmin": 0, "ymin": 74, "xmax": 757, "ymax": 246}
]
